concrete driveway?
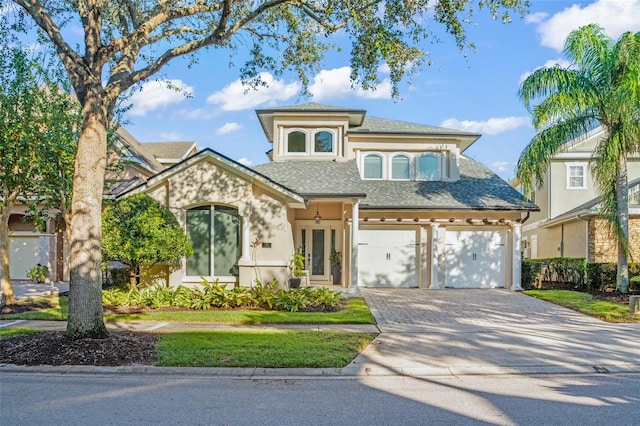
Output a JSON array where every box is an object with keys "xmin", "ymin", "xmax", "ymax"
[{"xmin": 345, "ymin": 288, "xmax": 640, "ymax": 376}]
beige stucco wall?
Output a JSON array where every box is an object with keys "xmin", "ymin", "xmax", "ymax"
[{"xmin": 143, "ymin": 157, "xmax": 296, "ymax": 288}]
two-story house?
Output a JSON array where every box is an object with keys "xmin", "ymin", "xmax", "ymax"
[
  {"xmin": 122, "ymin": 103, "xmax": 538, "ymax": 289},
  {"xmin": 516, "ymin": 126, "xmax": 640, "ymax": 262}
]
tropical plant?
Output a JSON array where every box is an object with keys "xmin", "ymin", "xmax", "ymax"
[
  {"xmin": 290, "ymin": 249, "xmax": 306, "ymax": 279},
  {"xmin": 329, "ymin": 250, "xmax": 342, "ymax": 267},
  {"xmin": 517, "ymin": 24, "xmax": 640, "ymax": 293},
  {"xmin": 26, "ymin": 264, "xmax": 49, "ymax": 284},
  {"xmin": 8, "ymin": 0, "xmax": 528, "ymax": 338}
]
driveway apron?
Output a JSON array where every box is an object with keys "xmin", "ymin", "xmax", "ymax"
[{"xmin": 345, "ymin": 288, "xmax": 640, "ymax": 376}]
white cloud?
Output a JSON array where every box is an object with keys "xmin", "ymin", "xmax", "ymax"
[
  {"xmin": 440, "ymin": 116, "xmax": 530, "ymax": 135},
  {"xmin": 207, "ymin": 73, "xmax": 299, "ymax": 111},
  {"xmin": 216, "ymin": 122, "xmax": 243, "ymax": 135},
  {"xmin": 309, "ymin": 67, "xmax": 392, "ymax": 101},
  {"xmin": 518, "ymin": 58, "xmax": 572, "ymax": 83},
  {"xmin": 491, "ymin": 161, "xmax": 514, "ymax": 174},
  {"xmin": 159, "ymin": 131, "xmax": 182, "ymax": 141},
  {"xmin": 533, "ymin": 0, "xmax": 640, "ymax": 52},
  {"xmin": 237, "ymin": 157, "xmax": 253, "ymax": 166},
  {"xmin": 129, "ymin": 79, "xmax": 193, "ymax": 116}
]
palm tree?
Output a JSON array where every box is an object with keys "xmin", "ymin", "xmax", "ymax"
[{"xmin": 517, "ymin": 24, "xmax": 640, "ymax": 294}]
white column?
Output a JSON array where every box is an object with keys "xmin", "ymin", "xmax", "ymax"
[
  {"xmin": 430, "ymin": 223, "xmax": 439, "ymax": 289},
  {"xmin": 511, "ymin": 223, "xmax": 522, "ymax": 291},
  {"xmin": 350, "ymin": 200, "xmax": 360, "ymax": 289},
  {"xmin": 239, "ymin": 215, "xmax": 251, "ymax": 264}
]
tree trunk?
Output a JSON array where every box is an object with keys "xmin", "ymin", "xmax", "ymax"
[
  {"xmin": 616, "ymin": 153, "xmax": 629, "ymax": 294},
  {"xmin": 0, "ymin": 192, "xmax": 17, "ymax": 306},
  {"xmin": 66, "ymin": 98, "xmax": 109, "ymax": 339}
]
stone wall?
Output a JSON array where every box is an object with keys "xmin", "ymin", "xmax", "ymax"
[{"xmin": 589, "ymin": 216, "xmax": 640, "ymax": 262}]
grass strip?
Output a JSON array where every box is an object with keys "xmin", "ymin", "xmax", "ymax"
[
  {"xmin": 0, "ymin": 328, "xmax": 42, "ymax": 339},
  {"xmin": 105, "ymin": 298, "xmax": 375, "ymax": 324},
  {"xmin": 524, "ymin": 289, "xmax": 637, "ymax": 322},
  {"xmin": 155, "ymin": 330, "xmax": 376, "ymax": 368},
  {"xmin": 0, "ymin": 296, "xmax": 68, "ymax": 321}
]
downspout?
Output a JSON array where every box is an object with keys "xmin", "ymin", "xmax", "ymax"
[{"xmin": 520, "ymin": 211, "xmax": 530, "ymax": 224}]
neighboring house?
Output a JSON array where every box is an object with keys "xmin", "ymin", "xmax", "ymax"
[
  {"xmin": 121, "ymin": 103, "xmax": 538, "ymax": 290},
  {"xmin": 513, "ymin": 126, "xmax": 640, "ymax": 262},
  {"xmin": 7, "ymin": 128, "xmax": 197, "ymax": 282}
]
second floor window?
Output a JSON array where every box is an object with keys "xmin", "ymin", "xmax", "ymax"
[
  {"xmin": 363, "ymin": 154, "xmax": 383, "ymax": 179},
  {"xmin": 287, "ymin": 131, "xmax": 306, "ymax": 153},
  {"xmin": 630, "ymin": 183, "xmax": 640, "ymax": 205},
  {"xmin": 416, "ymin": 153, "xmax": 441, "ymax": 181},
  {"xmin": 566, "ymin": 164, "xmax": 586, "ymax": 189},
  {"xmin": 285, "ymin": 129, "xmax": 336, "ymax": 155},
  {"xmin": 391, "ymin": 155, "xmax": 410, "ymax": 179}
]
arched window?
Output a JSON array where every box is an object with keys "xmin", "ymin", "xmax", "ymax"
[
  {"xmin": 363, "ymin": 154, "xmax": 383, "ymax": 179},
  {"xmin": 186, "ymin": 205, "xmax": 240, "ymax": 277},
  {"xmin": 416, "ymin": 153, "xmax": 441, "ymax": 181},
  {"xmin": 391, "ymin": 155, "xmax": 410, "ymax": 180},
  {"xmin": 314, "ymin": 131, "xmax": 333, "ymax": 153},
  {"xmin": 287, "ymin": 131, "xmax": 306, "ymax": 153}
]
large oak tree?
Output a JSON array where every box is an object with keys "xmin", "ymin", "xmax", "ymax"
[{"xmin": 9, "ymin": 0, "xmax": 529, "ymax": 338}]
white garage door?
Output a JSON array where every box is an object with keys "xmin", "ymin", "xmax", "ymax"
[
  {"xmin": 9, "ymin": 235, "xmax": 53, "ymax": 280},
  {"xmin": 358, "ymin": 229, "xmax": 418, "ymax": 288},
  {"xmin": 445, "ymin": 228, "xmax": 505, "ymax": 288}
]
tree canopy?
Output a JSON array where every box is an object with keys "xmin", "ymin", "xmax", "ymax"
[
  {"xmin": 102, "ymin": 194, "xmax": 193, "ymax": 287},
  {"xmin": 517, "ymin": 24, "xmax": 640, "ymax": 293},
  {"xmin": 0, "ymin": 20, "xmax": 81, "ymax": 305},
  {"xmin": 7, "ymin": 0, "xmax": 529, "ymax": 338}
]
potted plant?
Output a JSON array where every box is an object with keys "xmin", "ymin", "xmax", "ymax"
[
  {"xmin": 26, "ymin": 264, "xmax": 49, "ymax": 284},
  {"xmin": 289, "ymin": 249, "xmax": 305, "ymax": 288},
  {"xmin": 329, "ymin": 249, "xmax": 341, "ymax": 285}
]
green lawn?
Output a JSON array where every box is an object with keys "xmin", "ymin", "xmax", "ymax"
[
  {"xmin": 156, "ymin": 330, "xmax": 376, "ymax": 368},
  {"xmin": 0, "ymin": 328, "xmax": 42, "ymax": 339},
  {"xmin": 0, "ymin": 296, "xmax": 68, "ymax": 320},
  {"xmin": 524, "ymin": 290, "xmax": 638, "ymax": 322}
]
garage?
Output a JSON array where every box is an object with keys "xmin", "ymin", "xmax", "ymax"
[
  {"xmin": 9, "ymin": 234, "xmax": 53, "ymax": 280},
  {"xmin": 358, "ymin": 229, "xmax": 418, "ymax": 288},
  {"xmin": 444, "ymin": 227, "xmax": 505, "ymax": 288}
]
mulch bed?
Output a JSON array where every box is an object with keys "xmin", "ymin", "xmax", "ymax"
[{"xmin": 0, "ymin": 331, "xmax": 159, "ymax": 366}]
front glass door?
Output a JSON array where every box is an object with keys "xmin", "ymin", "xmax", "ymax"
[{"xmin": 297, "ymin": 224, "xmax": 331, "ymax": 282}]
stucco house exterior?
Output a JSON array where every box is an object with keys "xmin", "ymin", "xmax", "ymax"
[
  {"xmin": 7, "ymin": 128, "xmax": 197, "ymax": 282},
  {"xmin": 121, "ymin": 103, "xmax": 538, "ymax": 290},
  {"xmin": 514, "ymin": 126, "xmax": 640, "ymax": 262}
]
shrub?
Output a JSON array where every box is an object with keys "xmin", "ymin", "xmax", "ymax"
[
  {"xmin": 107, "ymin": 268, "xmax": 131, "ymax": 290},
  {"xmin": 26, "ymin": 264, "xmax": 48, "ymax": 283},
  {"xmin": 521, "ymin": 260, "xmax": 544, "ymax": 290}
]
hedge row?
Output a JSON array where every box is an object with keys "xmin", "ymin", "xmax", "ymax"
[{"xmin": 522, "ymin": 258, "xmax": 639, "ymax": 292}]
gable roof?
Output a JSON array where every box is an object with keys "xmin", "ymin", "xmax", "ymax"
[
  {"xmin": 118, "ymin": 148, "xmax": 305, "ymax": 207},
  {"xmin": 350, "ymin": 115, "xmax": 479, "ymax": 138},
  {"xmin": 114, "ymin": 127, "xmax": 165, "ymax": 173},
  {"xmin": 254, "ymin": 156, "xmax": 538, "ymax": 211},
  {"xmin": 142, "ymin": 141, "xmax": 197, "ymax": 162}
]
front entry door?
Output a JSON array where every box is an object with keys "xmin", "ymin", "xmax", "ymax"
[{"xmin": 296, "ymin": 222, "xmax": 341, "ymax": 283}]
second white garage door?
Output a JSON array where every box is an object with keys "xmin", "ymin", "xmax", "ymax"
[
  {"xmin": 444, "ymin": 227, "xmax": 505, "ymax": 288},
  {"xmin": 358, "ymin": 229, "xmax": 418, "ymax": 288}
]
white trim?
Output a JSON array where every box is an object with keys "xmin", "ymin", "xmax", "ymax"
[
  {"xmin": 362, "ymin": 152, "xmax": 385, "ymax": 180},
  {"xmin": 389, "ymin": 153, "xmax": 412, "ymax": 180},
  {"xmin": 565, "ymin": 162, "xmax": 587, "ymax": 189}
]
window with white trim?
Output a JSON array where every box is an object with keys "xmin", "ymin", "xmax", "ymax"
[
  {"xmin": 630, "ymin": 183, "xmax": 640, "ymax": 205},
  {"xmin": 416, "ymin": 153, "xmax": 441, "ymax": 181},
  {"xmin": 314, "ymin": 131, "xmax": 333, "ymax": 153},
  {"xmin": 363, "ymin": 154, "xmax": 383, "ymax": 179},
  {"xmin": 286, "ymin": 130, "xmax": 306, "ymax": 153},
  {"xmin": 391, "ymin": 154, "xmax": 410, "ymax": 180},
  {"xmin": 566, "ymin": 163, "xmax": 587, "ymax": 189}
]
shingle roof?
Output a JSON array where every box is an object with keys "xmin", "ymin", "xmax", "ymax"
[
  {"xmin": 253, "ymin": 160, "xmax": 366, "ymax": 197},
  {"xmin": 254, "ymin": 156, "xmax": 538, "ymax": 211},
  {"xmin": 358, "ymin": 156, "xmax": 537, "ymax": 210},
  {"xmin": 142, "ymin": 141, "xmax": 196, "ymax": 160},
  {"xmin": 350, "ymin": 116, "xmax": 479, "ymax": 137}
]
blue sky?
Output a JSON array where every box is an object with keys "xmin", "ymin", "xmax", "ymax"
[{"xmin": 98, "ymin": 1, "xmax": 640, "ymax": 180}]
